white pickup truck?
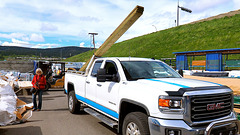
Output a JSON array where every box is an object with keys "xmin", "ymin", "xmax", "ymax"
[{"xmin": 64, "ymin": 57, "xmax": 239, "ymax": 135}]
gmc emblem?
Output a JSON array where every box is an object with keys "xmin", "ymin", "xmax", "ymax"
[{"xmin": 207, "ymin": 102, "xmax": 224, "ymax": 111}]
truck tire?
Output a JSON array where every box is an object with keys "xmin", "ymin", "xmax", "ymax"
[
  {"xmin": 122, "ymin": 112, "xmax": 150, "ymax": 135},
  {"xmin": 68, "ymin": 91, "xmax": 81, "ymax": 114}
]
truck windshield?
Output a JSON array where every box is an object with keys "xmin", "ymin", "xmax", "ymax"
[{"xmin": 121, "ymin": 61, "xmax": 181, "ymax": 80}]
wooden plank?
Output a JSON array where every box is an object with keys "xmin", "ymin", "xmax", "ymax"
[
  {"xmin": 95, "ymin": 6, "xmax": 144, "ymax": 57},
  {"xmin": 184, "ymin": 75, "xmax": 240, "ymax": 93},
  {"xmin": 192, "ymin": 60, "xmax": 206, "ymax": 66},
  {"xmin": 80, "ymin": 5, "xmax": 144, "ymax": 72},
  {"xmin": 234, "ymin": 103, "xmax": 240, "ymax": 106},
  {"xmin": 234, "ymin": 108, "xmax": 240, "ymax": 114},
  {"xmin": 18, "ymin": 81, "xmax": 32, "ymax": 89}
]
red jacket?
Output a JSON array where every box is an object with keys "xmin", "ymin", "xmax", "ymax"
[{"xmin": 32, "ymin": 75, "xmax": 46, "ymax": 90}]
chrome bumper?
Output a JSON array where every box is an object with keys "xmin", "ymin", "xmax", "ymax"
[
  {"xmin": 148, "ymin": 114, "xmax": 239, "ymax": 135},
  {"xmin": 204, "ymin": 118, "xmax": 239, "ymax": 135}
]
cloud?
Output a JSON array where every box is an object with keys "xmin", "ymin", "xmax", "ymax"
[
  {"xmin": 2, "ymin": 38, "xmax": 30, "ymax": 47},
  {"xmin": 47, "ymin": 9, "xmax": 72, "ymax": 21},
  {"xmin": 29, "ymin": 33, "xmax": 45, "ymax": 42},
  {"xmin": 80, "ymin": 42, "xmax": 85, "ymax": 47},
  {"xmin": 0, "ymin": 0, "xmax": 238, "ymax": 49},
  {"xmin": 233, "ymin": 0, "xmax": 240, "ymax": 9},
  {"xmin": 0, "ymin": 1, "xmax": 181, "ymax": 45},
  {"xmin": 79, "ymin": 16, "xmax": 100, "ymax": 22},
  {"xmin": 41, "ymin": 23, "xmax": 58, "ymax": 31},
  {"xmin": 63, "ymin": 0, "xmax": 80, "ymax": 3},
  {"xmin": 0, "ymin": 33, "xmax": 45, "ymax": 42},
  {"xmin": 0, "ymin": 33, "xmax": 26, "ymax": 39},
  {"xmin": 187, "ymin": 0, "xmax": 229, "ymax": 12},
  {"xmin": 95, "ymin": 42, "xmax": 102, "ymax": 48},
  {"xmin": 31, "ymin": 43, "xmax": 59, "ymax": 48},
  {"xmin": 1, "ymin": 38, "xmax": 55, "ymax": 48}
]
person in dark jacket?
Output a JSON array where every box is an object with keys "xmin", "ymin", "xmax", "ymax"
[
  {"xmin": 46, "ymin": 67, "xmax": 53, "ymax": 81},
  {"xmin": 32, "ymin": 68, "xmax": 46, "ymax": 111}
]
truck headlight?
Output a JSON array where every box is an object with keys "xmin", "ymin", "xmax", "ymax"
[{"xmin": 159, "ymin": 96, "xmax": 184, "ymax": 114}]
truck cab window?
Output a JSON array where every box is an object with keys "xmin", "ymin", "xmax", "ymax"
[
  {"xmin": 121, "ymin": 61, "xmax": 181, "ymax": 80},
  {"xmin": 91, "ymin": 61, "xmax": 103, "ymax": 77}
]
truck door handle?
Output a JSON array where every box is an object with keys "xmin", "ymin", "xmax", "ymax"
[
  {"xmin": 97, "ymin": 84, "xmax": 102, "ymax": 87},
  {"xmin": 86, "ymin": 81, "xmax": 90, "ymax": 84}
]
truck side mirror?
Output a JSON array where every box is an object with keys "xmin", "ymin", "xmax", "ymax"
[
  {"xmin": 112, "ymin": 74, "xmax": 120, "ymax": 82},
  {"xmin": 97, "ymin": 69, "xmax": 107, "ymax": 82},
  {"xmin": 178, "ymin": 69, "xmax": 183, "ymax": 77}
]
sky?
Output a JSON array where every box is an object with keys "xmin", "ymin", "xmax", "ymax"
[{"xmin": 0, "ymin": 0, "xmax": 239, "ymax": 49}]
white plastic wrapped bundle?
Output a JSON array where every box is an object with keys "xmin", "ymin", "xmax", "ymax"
[
  {"xmin": 4, "ymin": 72, "xmax": 18, "ymax": 88},
  {"xmin": 0, "ymin": 79, "xmax": 17, "ymax": 126}
]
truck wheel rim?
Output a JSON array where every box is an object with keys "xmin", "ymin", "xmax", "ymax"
[
  {"xmin": 126, "ymin": 122, "xmax": 141, "ymax": 135},
  {"xmin": 69, "ymin": 96, "xmax": 73, "ymax": 110}
]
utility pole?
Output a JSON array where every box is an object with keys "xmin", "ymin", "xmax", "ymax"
[
  {"xmin": 88, "ymin": 33, "xmax": 98, "ymax": 54},
  {"xmin": 177, "ymin": 0, "xmax": 180, "ymax": 26},
  {"xmin": 177, "ymin": 0, "xmax": 192, "ymax": 26}
]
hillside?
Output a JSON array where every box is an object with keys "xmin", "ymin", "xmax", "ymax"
[
  {"xmin": 0, "ymin": 46, "xmax": 90, "ymax": 59},
  {"xmin": 65, "ymin": 10, "xmax": 240, "ymax": 62}
]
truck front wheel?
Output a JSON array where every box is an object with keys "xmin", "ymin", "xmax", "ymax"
[
  {"xmin": 122, "ymin": 112, "xmax": 150, "ymax": 135},
  {"xmin": 68, "ymin": 91, "xmax": 81, "ymax": 114}
]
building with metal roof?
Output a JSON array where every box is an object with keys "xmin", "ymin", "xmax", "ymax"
[{"xmin": 173, "ymin": 48, "xmax": 240, "ymax": 71}]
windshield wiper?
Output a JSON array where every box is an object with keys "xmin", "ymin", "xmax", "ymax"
[
  {"xmin": 163, "ymin": 76, "xmax": 175, "ymax": 78},
  {"xmin": 152, "ymin": 76, "xmax": 176, "ymax": 78}
]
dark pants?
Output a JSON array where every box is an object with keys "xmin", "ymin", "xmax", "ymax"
[{"xmin": 32, "ymin": 90, "xmax": 43, "ymax": 110}]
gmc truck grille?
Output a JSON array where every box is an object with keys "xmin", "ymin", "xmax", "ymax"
[{"xmin": 190, "ymin": 93, "xmax": 232, "ymax": 122}]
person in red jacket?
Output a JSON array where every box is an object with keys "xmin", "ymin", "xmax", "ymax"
[{"xmin": 32, "ymin": 68, "xmax": 46, "ymax": 111}]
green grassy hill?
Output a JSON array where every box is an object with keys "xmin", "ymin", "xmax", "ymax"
[{"xmin": 65, "ymin": 13, "xmax": 240, "ymax": 62}]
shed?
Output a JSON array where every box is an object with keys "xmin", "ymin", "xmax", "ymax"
[{"xmin": 173, "ymin": 48, "xmax": 240, "ymax": 71}]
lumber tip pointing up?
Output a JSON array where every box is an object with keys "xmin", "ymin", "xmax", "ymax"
[{"xmin": 80, "ymin": 5, "xmax": 144, "ymax": 72}]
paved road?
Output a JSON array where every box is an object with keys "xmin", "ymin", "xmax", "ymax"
[{"xmin": 0, "ymin": 89, "xmax": 118, "ymax": 135}]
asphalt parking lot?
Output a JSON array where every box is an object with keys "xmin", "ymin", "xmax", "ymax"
[{"xmin": 0, "ymin": 89, "xmax": 118, "ymax": 135}]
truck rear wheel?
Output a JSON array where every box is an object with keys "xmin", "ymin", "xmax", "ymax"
[
  {"xmin": 68, "ymin": 91, "xmax": 81, "ymax": 114},
  {"xmin": 122, "ymin": 112, "xmax": 150, "ymax": 135}
]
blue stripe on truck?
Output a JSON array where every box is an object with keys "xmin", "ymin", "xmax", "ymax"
[
  {"xmin": 146, "ymin": 78, "xmax": 222, "ymax": 88},
  {"xmin": 146, "ymin": 78, "xmax": 190, "ymax": 88},
  {"xmin": 75, "ymin": 94, "xmax": 119, "ymax": 119}
]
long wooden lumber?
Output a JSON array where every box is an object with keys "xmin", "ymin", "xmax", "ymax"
[
  {"xmin": 95, "ymin": 5, "xmax": 144, "ymax": 56},
  {"xmin": 80, "ymin": 5, "xmax": 144, "ymax": 72}
]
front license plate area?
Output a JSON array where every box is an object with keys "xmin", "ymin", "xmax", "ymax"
[{"xmin": 210, "ymin": 127, "xmax": 236, "ymax": 135}]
